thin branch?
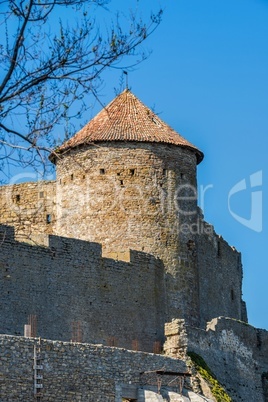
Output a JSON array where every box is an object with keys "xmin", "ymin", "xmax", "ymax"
[
  {"xmin": 0, "ymin": 0, "xmax": 34, "ymax": 95},
  {"xmin": 0, "ymin": 122, "xmax": 36, "ymax": 146}
]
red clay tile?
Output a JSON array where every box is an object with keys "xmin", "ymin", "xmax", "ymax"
[{"xmin": 55, "ymin": 89, "xmax": 203, "ymax": 164}]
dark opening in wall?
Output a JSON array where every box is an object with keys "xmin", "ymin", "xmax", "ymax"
[
  {"xmin": 163, "ymin": 169, "xmax": 167, "ymax": 176},
  {"xmin": 257, "ymin": 330, "xmax": 262, "ymax": 349},
  {"xmin": 181, "ymin": 173, "xmax": 185, "ymax": 179},
  {"xmin": 100, "ymin": 169, "xmax": 105, "ymax": 175},
  {"xmin": 46, "ymin": 214, "xmax": 52, "ymax": 224},
  {"xmin": 120, "ymin": 180, "xmax": 124, "ymax": 186},
  {"xmin": 262, "ymin": 372, "xmax": 268, "ymax": 400},
  {"xmin": 70, "ymin": 174, "xmax": 74, "ymax": 180},
  {"xmin": 39, "ymin": 191, "xmax": 44, "ymax": 198},
  {"xmin": 129, "ymin": 169, "xmax": 135, "ymax": 176},
  {"xmin": 16, "ymin": 194, "xmax": 20, "ymax": 202},
  {"xmin": 231, "ymin": 289, "xmax": 235, "ymax": 301}
]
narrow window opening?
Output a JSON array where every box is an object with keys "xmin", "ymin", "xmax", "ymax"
[
  {"xmin": 120, "ymin": 180, "xmax": 124, "ymax": 186},
  {"xmin": 70, "ymin": 173, "xmax": 74, "ymax": 180},
  {"xmin": 83, "ymin": 175, "xmax": 86, "ymax": 179},
  {"xmin": 39, "ymin": 191, "xmax": 44, "ymax": 198},
  {"xmin": 163, "ymin": 169, "xmax": 167, "ymax": 176},
  {"xmin": 46, "ymin": 214, "xmax": 52, "ymax": 224},
  {"xmin": 100, "ymin": 168, "xmax": 105, "ymax": 175},
  {"xmin": 117, "ymin": 172, "xmax": 121, "ymax": 176},
  {"xmin": 231, "ymin": 289, "xmax": 235, "ymax": 301},
  {"xmin": 129, "ymin": 169, "xmax": 135, "ymax": 176},
  {"xmin": 181, "ymin": 173, "xmax": 185, "ymax": 179},
  {"xmin": 16, "ymin": 194, "xmax": 20, "ymax": 202},
  {"xmin": 262, "ymin": 372, "xmax": 268, "ymax": 399}
]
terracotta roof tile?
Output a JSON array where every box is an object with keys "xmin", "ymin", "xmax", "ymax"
[{"xmin": 55, "ymin": 89, "xmax": 203, "ymax": 164}]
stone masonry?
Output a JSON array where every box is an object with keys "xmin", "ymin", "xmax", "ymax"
[
  {"xmin": 0, "ymin": 89, "xmax": 265, "ymax": 401},
  {"xmin": 0, "ymin": 334, "xmax": 189, "ymax": 401},
  {"xmin": 0, "ymin": 225, "xmax": 165, "ymax": 352}
]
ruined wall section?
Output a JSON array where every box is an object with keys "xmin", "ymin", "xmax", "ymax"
[
  {"xmin": 196, "ymin": 211, "xmax": 246, "ymax": 327},
  {"xmin": 0, "ymin": 335, "xmax": 188, "ymax": 402},
  {"xmin": 0, "ymin": 225, "xmax": 165, "ymax": 352},
  {"xmin": 55, "ymin": 142, "xmax": 200, "ymax": 326},
  {"xmin": 187, "ymin": 317, "xmax": 268, "ymax": 402},
  {"xmin": 0, "ymin": 181, "xmax": 56, "ymax": 244}
]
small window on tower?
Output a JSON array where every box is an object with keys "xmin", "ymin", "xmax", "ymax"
[
  {"xmin": 163, "ymin": 169, "xmax": 167, "ymax": 176},
  {"xmin": 129, "ymin": 169, "xmax": 135, "ymax": 176},
  {"xmin": 70, "ymin": 174, "xmax": 74, "ymax": 180},
  {"xmin": 39, "ymin": 191, "xmax": 44, "ymax": 198},
  {"xmin": 15, "ymin": 194, "xmax": 20, "ymax": 202},
  {"xmin": 100, "ymin": 169, "xmax": 105, "ymax": 175},
  {"xmin": 231, "ymin": 289, "xmax": 235, "ymax": 301},
  {"xmin": 46, "ymin": 214, "xmax": 52, "ymax": 224}
]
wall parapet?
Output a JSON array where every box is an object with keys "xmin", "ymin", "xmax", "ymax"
[
  {"xmin": 0, "ymin": 224, "xmax": 165, "ymax": 351},
  {"xmin": 0, "ymin": 334, "xmax": 189, "ymax": 401},
  {"xmin": 187, "ymin": 317, "xmax": 268, "ymax": 402}
]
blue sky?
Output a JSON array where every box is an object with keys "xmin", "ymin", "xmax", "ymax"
[{"xmin": 96, "ymin": 0, "xmax": 268, "ymax": 330}]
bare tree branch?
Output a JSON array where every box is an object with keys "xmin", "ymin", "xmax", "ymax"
[{"xmin": 0, "ymin": 0, "xmax": 162, "ymax": 177}]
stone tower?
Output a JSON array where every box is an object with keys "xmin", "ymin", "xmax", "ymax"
[{"xmin": 51, "ymin": 89, "xmax": 204, "ymax": 326}]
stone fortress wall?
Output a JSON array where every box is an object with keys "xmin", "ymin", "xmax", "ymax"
[
  {"xmin": 188, "ymin": 318, "xmax": 268, "ymax": 402},
  {"xmin": 0, "ymin": 143, "xmax": 246, "ymax": 338},
  {"xmin": 0, "ymin": 225, "xmax": 166, "ymax": 352},
  {"xmin": 55, "ymin": 142, "xmax": 201, "ymax": 327},
  {"xmin": 1, "ymin": 319, "xmax": 267, "ymax": 401},
  {"xmin": 0, "ymin": 148, "xmax": 253, "ymax": 401},
  {"xmin": 0, "ymin": 180, "xmax": 56, "ymax": 244},
  {"xmin": 0, "ymin": 88, "xmax": 265, "ymax": 401},
  {"xmin": 0, "ymin": 334, "xmax": 190, "ymax": 402},
  {"xmin": 0, "ymin": 210, "xmax": 244, "ymax": 352},
  {"xmin": 195, "ymin": 214, "xmax": 247, "ymax": 327}
]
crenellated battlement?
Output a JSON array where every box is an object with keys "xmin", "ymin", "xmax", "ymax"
[{"xmin": 0, "ymin": 89, "xmax": 262, "ymax": 401}]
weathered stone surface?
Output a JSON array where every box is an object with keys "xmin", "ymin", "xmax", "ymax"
[
  {"xmin": 0, "ymin": 335, "xmax": 189, "ymax": 401},
  {"xmin": 164, "ymin": 319, "xmax": 188, "ymax": 359},
  {"xmin": 0, "ymin": 141, "xmax": 246, "ymax": 339},
  {"xmin": 0, "ymin": 226, "xmax": 165, "ymax": 352},
  {"xmin": 55, "ymin": 142, "xmax": 201, "ymax": 326},
  {"xmin": 0, "ymin": 89, "xmax": 263, "ymax": 401},
  {"xmin": 187, "ymin": 317, "xmax": 268, "ymax": 402},
  {"xmin": 0, "ymin": 180, "xmax": 55, "ymax": 242}
]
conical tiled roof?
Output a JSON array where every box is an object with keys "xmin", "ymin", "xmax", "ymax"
[{"xmin": 54, "ymin": 89, "xmax": 203, "ymax": 164}]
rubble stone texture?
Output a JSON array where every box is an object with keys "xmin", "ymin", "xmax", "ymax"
[{"xmin": 0, "ymin": 90, "xmax": 267, "ymax": 401}]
